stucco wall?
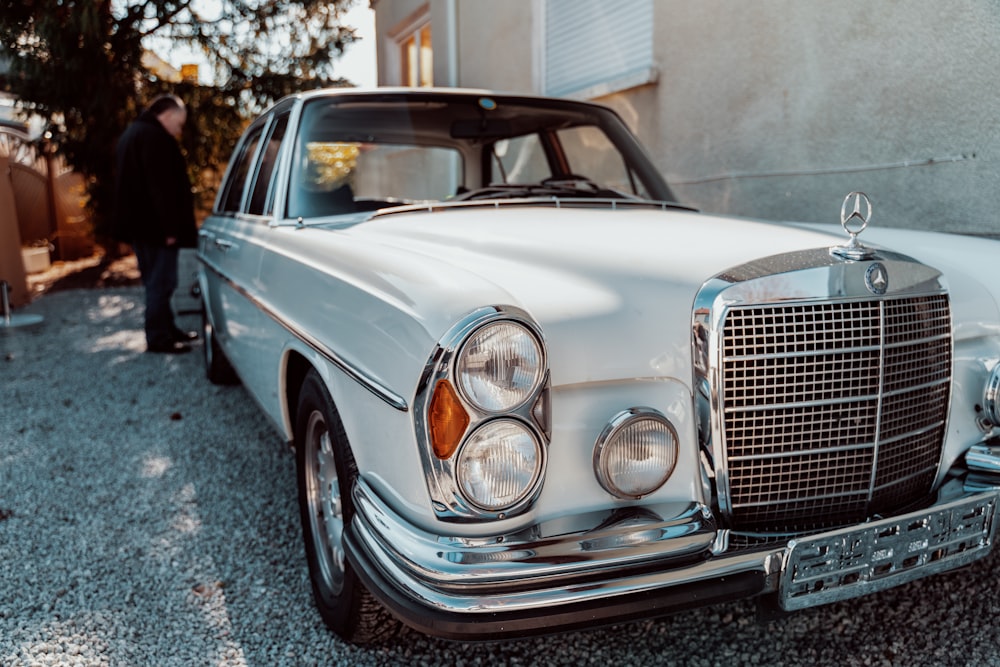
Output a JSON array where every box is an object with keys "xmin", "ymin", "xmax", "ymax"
[
  {"xmin": 654, "ymin": 1, "xmax": 1000, "ymax": 234},
  {"xmin": 372, "ymin": 0, "xmax": 1000, "ymax": 234},
  {"xmin": 449, "ymin": 2, "xmax": 534, "ymax": 93}
]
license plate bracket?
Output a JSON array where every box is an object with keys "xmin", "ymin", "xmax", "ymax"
[{"xmin": 780, "ymin": 491, "xmax": 999, "ymax": 611}]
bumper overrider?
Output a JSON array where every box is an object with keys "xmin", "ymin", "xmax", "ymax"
[{"xmin": 344, "ymin": 475, "xmax": 1000, "ymax": 641}]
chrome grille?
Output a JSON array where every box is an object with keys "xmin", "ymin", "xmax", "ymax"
[{"xmin": 720, "ymin": 294, "xmax": 951, "ymax": 530}]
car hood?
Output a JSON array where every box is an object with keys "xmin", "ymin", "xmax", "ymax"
[{"xmin": 339, "ymin": 205, "xmax": 854, "ymax": 388}]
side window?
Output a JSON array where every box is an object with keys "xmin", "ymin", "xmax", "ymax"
[
  {"xmin": 558, "ymin": 126, "xmax": 646, "ymax": 197},
  {"xmin": 247, "ymin": 113, "xmax": 290, "ymax": 215},
  {"xmin": 491, "ymin": 135, "xmax": 550, "ymax": 184},
  {"xmin": 352, "ymin": 144, "xmax": 458, "ymax": 201},
  {"xmin": 219, "ymin": 125, "xmax": 264, "ymax": 213},
  {"xmin": 289, "ymin": 141, "xmax": 461, "ymax": 218}
]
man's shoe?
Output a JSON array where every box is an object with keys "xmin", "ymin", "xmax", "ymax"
[
  {"xmin": 147, "ymin": 341, "xmax": 192, "ymax": 354},
  {"xmin": 172, "ymin": 328, "xmax": 199, "ymax": 342}
]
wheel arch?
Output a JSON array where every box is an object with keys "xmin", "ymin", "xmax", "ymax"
[
  {"xmin": 284, "ymin": 349, "xmax": 315, "ymax": 445},
  {"xmin": 282, "ymin": 350, "xmax": 360, "ymax": 457},
  {"xmin": 281, "ymin": 342, "xmax": 427, "ymax": 523}
]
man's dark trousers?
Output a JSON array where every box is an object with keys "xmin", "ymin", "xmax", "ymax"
[{"xmin": 133, "ymin": 241, "xmax": 179, "ymax": 348}]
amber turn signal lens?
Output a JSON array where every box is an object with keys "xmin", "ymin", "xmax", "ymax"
[{"xmin": 429, "ymin": 379, "xmax": 470, "ymax": 459}]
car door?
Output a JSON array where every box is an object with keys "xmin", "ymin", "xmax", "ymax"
[
  {"xmin": 201, "ymin": 109, "xmax": 291, "ymax": 408},
  {"xmin": 201, "ymin": 116, "xmax": 267, "ymax": 359}
]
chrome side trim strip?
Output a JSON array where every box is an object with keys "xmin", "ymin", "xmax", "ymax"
[{"xmin": 197, "ymin": 255, "xmax": 408, "ymax": 412}]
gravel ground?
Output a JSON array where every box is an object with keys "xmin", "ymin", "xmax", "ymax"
[{"xmin": 3, "ymin": 286, "xmax": 1000, "ymax": 666}]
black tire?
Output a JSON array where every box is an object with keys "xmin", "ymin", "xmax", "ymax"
[
  {"xmin": 202, "ymin": 305, "xmax": 239, "ymax": 385},
  {"xmin": 294, "ymin": 370, "xmax": 400, "ymax": 644}
]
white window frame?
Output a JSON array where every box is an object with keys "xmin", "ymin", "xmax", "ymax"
[{"xmin": 388, "ymin": 6, "xmax": 434, "ymax": 88}]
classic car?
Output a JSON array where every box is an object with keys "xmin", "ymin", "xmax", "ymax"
[{"xmin": 198, "ymin": 87, "xmax": 1000, "ymax": 644}]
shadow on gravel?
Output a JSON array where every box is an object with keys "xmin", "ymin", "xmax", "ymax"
[{"xmin": 25, "ymin": 251, "xmax": 142, "ymax": 299}]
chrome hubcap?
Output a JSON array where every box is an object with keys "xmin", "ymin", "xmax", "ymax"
[{"xmin": 305, "ymin": 410, "xmax": 345, "ymax": 595}]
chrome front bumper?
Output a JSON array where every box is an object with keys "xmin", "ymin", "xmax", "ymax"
[{"xmin": 344, "ymin": 477, "xmax": 1000, "ymax": 640}]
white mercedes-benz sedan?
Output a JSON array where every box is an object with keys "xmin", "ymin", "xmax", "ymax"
[{"xmin": 198, "ymin": 88, "xmax": 1000, "ymax": 644}]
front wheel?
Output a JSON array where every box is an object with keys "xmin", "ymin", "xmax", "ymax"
[{"xmin": 294, "ymin": 370, "xmax": 400, "ymax": 644}]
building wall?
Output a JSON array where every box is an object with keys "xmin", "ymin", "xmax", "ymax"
[
  {"xmin": 0, "ymin": 155, "xmax": 29, "ymax": 307},
  {"xmin": 451, "ymin": 2, "xmax": 533, "ymax": 93},
  {"xmin": 373, "ymin": 1, "xmax": 540, "ymax": 94},
  {"xmin": 371, "ymin": 0, "xmax": 1000, "ymax": 235},
  {"xmin": 655, "ymin": 0, "xmax": 1000, "ymax": 235}
]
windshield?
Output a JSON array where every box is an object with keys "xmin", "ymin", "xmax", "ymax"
[{"xmin": 287, "ymin": 93, "xmax": 676, "ymax": 219}]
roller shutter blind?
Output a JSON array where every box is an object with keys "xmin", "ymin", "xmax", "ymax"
[{"xmin": 544, "ymin": 0, "xmax": 654, "ymax": 98}]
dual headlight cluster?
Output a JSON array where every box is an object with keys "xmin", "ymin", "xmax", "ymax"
[
  {"xmin": 421, "ymin": 307, "xmax": 679, "ymax": 521},
  {"xmin": 424, "ymin": 311, "xmax": 548, "ymax": 519}
]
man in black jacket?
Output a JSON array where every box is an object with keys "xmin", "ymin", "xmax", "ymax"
[{"xmin": 113, "ymin": 94, "xmax": 199, "ymax": 353}]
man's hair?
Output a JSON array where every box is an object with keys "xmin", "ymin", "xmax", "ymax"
[{"xmin": 146, "ymin": 94, "xmax": 184, "ymax": 117}]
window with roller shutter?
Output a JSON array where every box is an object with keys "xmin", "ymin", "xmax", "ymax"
[{"xmin": 541, "ymin": 0, "xmax": 657, "ymax": 99}]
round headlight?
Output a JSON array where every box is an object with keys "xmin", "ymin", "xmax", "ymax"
[
  {"xmin": 456, "ymin": 321, "xmax": 543, "ymax": 412},
  {"xmin": 594, "ymin": 408, "xmax": 678, "ymax": 499},
  {"xmin": 456, "ymin": 419, "xmax": 542, "ymax": 511},
  {"xmin": 984, "ymin": 362, "xmax": 1000, "ymax": 427}
]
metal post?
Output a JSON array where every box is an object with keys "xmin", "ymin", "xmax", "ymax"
[
  {"xmin": 2, "ymin": 280, "xmax": 10, "ymax": 326},
  {"xmin": 0, "ymin": 279, "xmax": 44, "ymax": 329}
]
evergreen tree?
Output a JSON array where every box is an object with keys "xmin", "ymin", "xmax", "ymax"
[{"xmin": 0, "ymin": 0, "xmax": 359, "ymax": 240}]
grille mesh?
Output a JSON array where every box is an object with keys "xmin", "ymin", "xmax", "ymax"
[{"xmin": 720, "ymin": 294, "xmax": 951, "ymax": 530}]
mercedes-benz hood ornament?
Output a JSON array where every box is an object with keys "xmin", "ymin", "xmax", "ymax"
[{"xmin": 831, "ymin": 191, "xmax": 877, "ymax": 260}]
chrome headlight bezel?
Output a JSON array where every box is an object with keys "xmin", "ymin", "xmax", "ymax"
[
  {"xmin": 414, "ymin": 306, "xmax": 550, "ymax": 522},
  {"xmin": 983, "ymin": 361, "xmax": 1000, "ymax": 427},
  {"xmin": 594, "ymin": 407, "xmax": 678, "ymax": 500}
]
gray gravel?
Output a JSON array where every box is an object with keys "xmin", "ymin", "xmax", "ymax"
[{"xmin": 3, "ymin": 286, "xmax": 1000, "ymax": 666}]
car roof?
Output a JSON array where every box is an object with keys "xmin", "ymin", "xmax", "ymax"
[{"xmin": 273, "ymin": 86, "xmax": 613, "ymax": 114}]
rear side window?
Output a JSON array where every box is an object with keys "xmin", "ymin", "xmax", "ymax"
[
  {"xmin": 247, "ymin": 113, "xmax": 290, "ymax": 215},
  {"xmin": 218, "ymin": 125, "xmax": 264, "ymax": 213}
]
